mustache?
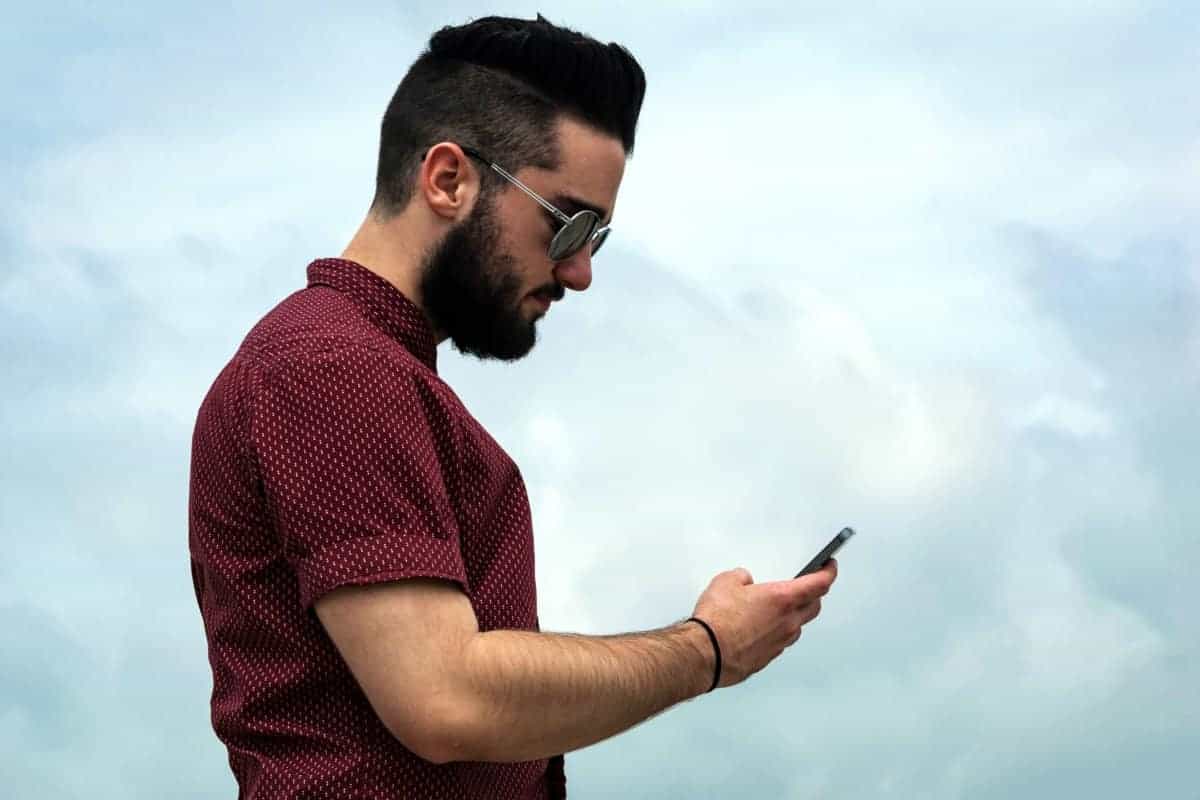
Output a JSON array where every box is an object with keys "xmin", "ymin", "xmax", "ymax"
[{"xmin": 535, "ymin": 284, "xmax": 566, "ymax": 302}]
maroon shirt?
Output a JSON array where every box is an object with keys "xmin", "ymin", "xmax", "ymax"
[{"xmin": 189, "ymin": 257, "xmax": 566, "ymax": 799}]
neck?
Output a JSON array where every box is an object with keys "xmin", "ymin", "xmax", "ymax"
[{"xmin": 339, "ymin": 207, "xmax": 448, "ymax": 343}]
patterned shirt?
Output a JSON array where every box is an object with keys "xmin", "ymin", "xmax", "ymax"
[{"xmin": 189, "ymin": 257, "xmax": 566, "ymax": 799}]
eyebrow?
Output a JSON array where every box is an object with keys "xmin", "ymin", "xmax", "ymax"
[{"xmin": 551, "ymin": 194, "xmax": 612, "ymax": 227}]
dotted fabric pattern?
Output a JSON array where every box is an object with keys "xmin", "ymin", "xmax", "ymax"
[{"xmin": 188, "ymin": 258, "xmax": 566, "ymax": 799}]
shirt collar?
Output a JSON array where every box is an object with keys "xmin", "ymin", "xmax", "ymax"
[{"xmin": 305, "ymin": 257, "xmax": 439, "ymax": 373}]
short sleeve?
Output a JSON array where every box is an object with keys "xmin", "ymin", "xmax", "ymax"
[{"xmin": 252, "ymin": 345, "xmax": 468, "ymax": 609}]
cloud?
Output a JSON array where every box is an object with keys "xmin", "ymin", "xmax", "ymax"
[{"xmin": 3, "ymin": 2, "xmax": 1197, "ymax": 798}]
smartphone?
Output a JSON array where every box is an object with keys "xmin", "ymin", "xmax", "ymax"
[{"xmin": 794, "ymin": 527, "xmax": 855, "ymax": 578}]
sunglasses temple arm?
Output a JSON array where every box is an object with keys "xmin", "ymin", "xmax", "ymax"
[{"xmin": 487, "ymin": 163, "xmax": 573, "ymax": 224}]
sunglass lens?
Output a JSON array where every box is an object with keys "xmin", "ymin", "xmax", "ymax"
[{"xmin": 548, "ymin": 212, "xmax": 598, "ymax": 261}]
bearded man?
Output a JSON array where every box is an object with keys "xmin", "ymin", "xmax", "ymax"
[{"xmin": 189, "ymin": 13, "xmax": 837, "ymax": 800}]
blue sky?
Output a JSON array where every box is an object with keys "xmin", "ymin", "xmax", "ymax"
[{"xmin": 2, "ymin": 2, "xmax": 1197, "ymax": 797}]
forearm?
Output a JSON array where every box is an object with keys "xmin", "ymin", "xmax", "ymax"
[{"xmin": 449, "ymin": 620, "xmax": 714, "ymax": 763}]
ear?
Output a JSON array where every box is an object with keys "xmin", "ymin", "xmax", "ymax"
[{"xmin": 418, "ymin": 142, "xmax": 480, "ymax": 222}]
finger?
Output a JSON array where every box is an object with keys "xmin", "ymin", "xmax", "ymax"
[
  {"xmin": 812, "ymin": 558, "xmax": 837, "ymax": 590},
  {"xmin": 796, "ymin": 597, "xmax": 822, "ymax": 625},
  {"xmin": 790, "ymin": 570, "xmax": 834, "ymax": 603}
]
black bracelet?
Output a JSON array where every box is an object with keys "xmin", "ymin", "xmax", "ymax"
[{"xmin": 687, "ymin": 616, "xmax": 721, "ymax": 693}]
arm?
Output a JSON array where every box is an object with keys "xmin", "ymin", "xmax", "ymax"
[
  {"xmin": 315, "ymin": 577, "xmax": 481, "ymax": 765},
  {"xmin": 315, "ymin": 576, "xmax": 715, "ymax": 765},
  {"xmin": 447, "ymin": 621, "xmax": 715, "ymax": 763}
]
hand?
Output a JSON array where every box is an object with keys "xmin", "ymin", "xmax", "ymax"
[{"xmin": 691, "ymin": 558, "xmax": 837, "ymax": 689}]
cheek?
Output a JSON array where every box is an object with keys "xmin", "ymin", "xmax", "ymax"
[{"xmin": 495, "ymin": 202, "xmax": 553, "ymax": 268}]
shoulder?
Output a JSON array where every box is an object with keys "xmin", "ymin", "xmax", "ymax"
[
  {"xmin": 235, "ymin": 288, "xmax": 471, "ymax": 434},
  {"xmin": 258, "ymin": 341, "xmax": 446, "ymax": 416},
  {"xmin": 241, "ymin": 286, "xmax": 389, "ymax": 362},
  {"xmin": 251, "ymin": 334, "xmax": 464, "ymax": 435}
]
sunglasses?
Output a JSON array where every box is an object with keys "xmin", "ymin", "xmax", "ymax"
[{"xmin": 422, "ymin": 145, "xmax": 611, "ymax": 262}]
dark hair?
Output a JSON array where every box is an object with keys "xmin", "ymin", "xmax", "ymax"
[{"xmin": 370, "ymin": 14, "xmax": 647, "ymax": 218}]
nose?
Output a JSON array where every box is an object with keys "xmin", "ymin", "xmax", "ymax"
[{"xmin": 552, "ymin": 245, "xmax": 593, "ymax": 293}]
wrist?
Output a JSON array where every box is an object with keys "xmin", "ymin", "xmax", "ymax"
[{"xmin": 680, "ymin": 618, "xmax": 719, "ymax": 695}]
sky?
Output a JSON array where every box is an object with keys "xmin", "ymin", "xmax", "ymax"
[{"xmin": 2, "ymin": 2, "xmax": 1197, "ymax": 797}]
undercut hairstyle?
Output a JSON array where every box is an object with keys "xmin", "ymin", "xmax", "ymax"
[{"xmin": 370, "ymin": 14, "xmax": 647, "ymax": 218}]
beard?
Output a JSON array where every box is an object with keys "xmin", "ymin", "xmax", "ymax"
[{"xmin": 418, "ymin": 194, "xmax": 541, "ymax": 362}]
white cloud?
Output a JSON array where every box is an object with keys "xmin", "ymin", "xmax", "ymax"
[
  {"xmin": 1016, "ymin": 393, "xmax": 1115, "ymax": 439},
  {"xmin": 525, "ymin": 413, "xmax": 574, "ymax": 473},
  {"xmin": 1003, "ymin": 551, "xmax": 1164, "ymax": 700},
  {"xmin": 4, "ymin": 2, "xmax": 1197, "ymax": 797}
]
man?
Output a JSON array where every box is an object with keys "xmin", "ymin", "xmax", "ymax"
[{"xmin": 189, "ymin": 14, "xmax": 836, "ymax": 799}]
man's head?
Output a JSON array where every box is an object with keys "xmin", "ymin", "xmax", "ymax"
[{"xmin": 371, "ymin": 15, "xmax": 646, "ymax": 360}]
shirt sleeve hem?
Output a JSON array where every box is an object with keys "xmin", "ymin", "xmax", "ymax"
[
  {"xmin": 296, "ymin": 532, "xmax": 470, "ymax": 610},
  {"xmin": 301, "ymin": 567, "xmax": 471, "ymax": 611}
]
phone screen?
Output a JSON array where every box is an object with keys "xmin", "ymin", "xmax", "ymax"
[{"xmin": 795, "ymin": 527, "xmax": 855, "ymax": 578}]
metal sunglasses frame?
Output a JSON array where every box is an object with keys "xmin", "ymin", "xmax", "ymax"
[{"xmin": 422, "ymin": 144, "xmax": 610, "ymax": 261}]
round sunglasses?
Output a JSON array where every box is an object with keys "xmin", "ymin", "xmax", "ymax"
[{"xmin": 422, "ymin": 145, "xmax": 610, "ymax": 262}]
